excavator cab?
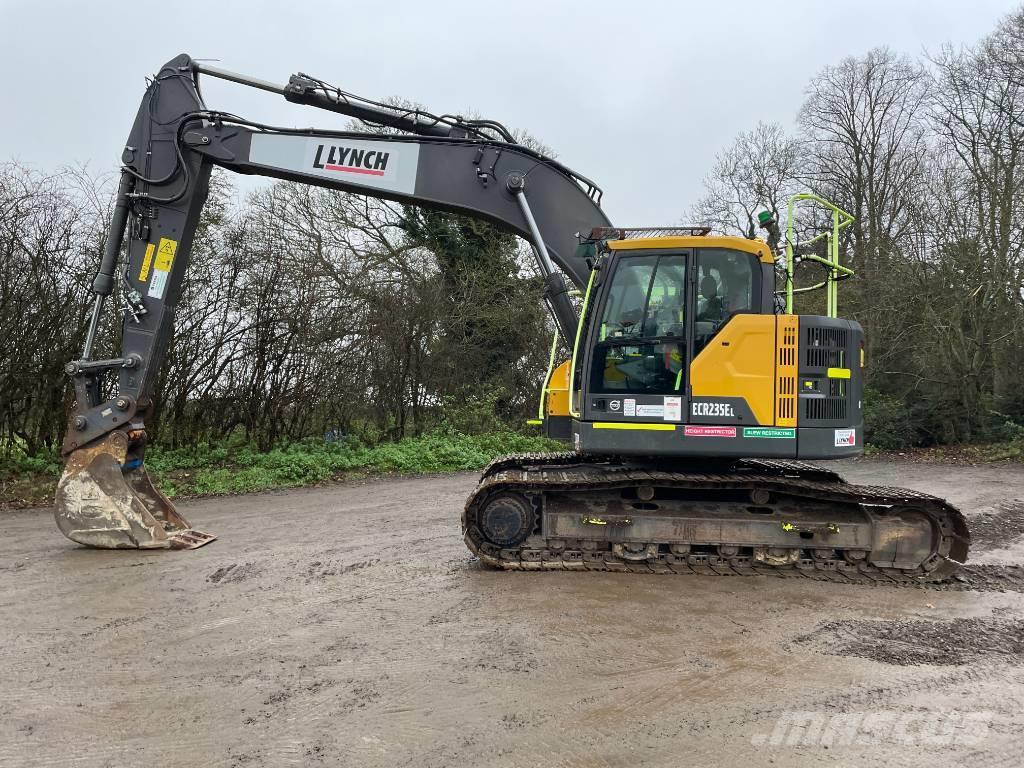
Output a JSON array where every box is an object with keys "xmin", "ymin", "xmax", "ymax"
[{"xmin": 536, "ymin": 226, "xmax": 864, "ymax": 463}]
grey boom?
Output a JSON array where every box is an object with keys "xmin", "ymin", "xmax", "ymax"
[{"xmin": 65, "ymin": 53, "xmax": 611, "ymax": 454}]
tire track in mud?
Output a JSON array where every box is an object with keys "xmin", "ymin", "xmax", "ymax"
[
  {"xmin": 791, "ymin": 617, "xmax": 1024, "ymax": 666},
  {"xmin": 965, "ymin": 500, "xmax": 1024, "ymax": 552},
  {"xmin": 453, "ymin": 556, "xmax": 1024, "ymax": 592},
  {"xmin": 5, "ymin": 468, "xmax": 1024, "ymax": 768}
]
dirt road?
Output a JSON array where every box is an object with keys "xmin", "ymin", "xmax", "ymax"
[{"xmin": 2, "ymin": 458, "xmax": 1024, "ymax": 767}]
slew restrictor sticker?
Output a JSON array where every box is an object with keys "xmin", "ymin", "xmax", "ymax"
[
  {"xmin": 138, "ymin": 243, "xmax": 156, "ymax": 282},
  {"xmin": 147, "ymin": 237, "xmax": 178, "ymax": 299},
  {"xmin": 744, "ymin": 427, "xmax": 796, "ymax": 439}
]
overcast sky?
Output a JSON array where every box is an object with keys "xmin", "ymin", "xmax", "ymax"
[{"xmin": 1, "ymin": 0, "xmax": 1018, "ymax": 224}]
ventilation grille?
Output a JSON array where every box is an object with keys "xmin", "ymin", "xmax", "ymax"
[
  {"xmin": 805, "ymin": 397, "xmax": 848, "ymax": 421},
  {"xmin": 776, "ymin": 317, "xmax": 798, "ymax": 426},
  {"xmin": 802, "ymin": 324, "xmax": 851, "ymax": 423},
  {"xmin": 805, "ymin": 327, "xmax": 848, "ymax": 368}
]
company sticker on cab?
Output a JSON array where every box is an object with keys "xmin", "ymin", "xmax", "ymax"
[
  {"xmin": 663, "ymin": 396, "xmax": 682, "ymax": 421},
  {"xmin": 834, "ymin": 428, "xmax": 856, "ymax": 447}
]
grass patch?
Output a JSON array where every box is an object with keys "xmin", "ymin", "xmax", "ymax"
[
  {"xmin": 864, "ymin": 436, "xmax": 1024, "ymax": 464},
  {"xmin": 8, "ymin": 429, "xmax": 1020, "ymax": 509},
  {"xmin": 0, "ymin": 430, "xmax": 562, "ymax": 508}
]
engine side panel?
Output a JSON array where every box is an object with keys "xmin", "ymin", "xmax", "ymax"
[{"xmin": 690, "ymin": 313, "xmax": 776, "ymax": 426}]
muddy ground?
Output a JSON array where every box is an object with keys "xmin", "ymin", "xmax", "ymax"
[{"xmin": 2, "ymin": 458, "xmax": 1023, "ymax": 767}]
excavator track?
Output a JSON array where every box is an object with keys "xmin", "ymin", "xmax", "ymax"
[{"xmin": 463, "ymin": 453, "xmax": 970, "ymax": 585}]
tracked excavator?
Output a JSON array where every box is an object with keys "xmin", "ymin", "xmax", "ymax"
[{"xmin": 55, "ymin": 55, "xmax": 969, "ymax": 582}]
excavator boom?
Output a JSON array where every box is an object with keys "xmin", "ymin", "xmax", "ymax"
[{"xmin": 57, "ymin": 54, "xmax": 610, "ymax": 549}]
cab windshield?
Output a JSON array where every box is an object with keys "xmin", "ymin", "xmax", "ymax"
[
  {"xmin": 588, "ymin": 249, "xmax": 759, "ymax": 395},
  {"xmin": 590, "ymin": 253, "xmax": 687, "ymax": 395}
]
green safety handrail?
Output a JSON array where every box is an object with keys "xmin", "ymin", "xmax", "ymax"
[
  {"xmin": 527, "ymin": 327, "xmax": 561, "ymax": 426},
  {"xmin": 529, "ymin": 288, "xmax": 585, "ymax": 426},
  {"xmin": 567, "ymin": 269, "xmax": 597, "ymax": 420},
  {"xmin": 784, "ymin": 192, "xmax": 855, "ymax": 317}
]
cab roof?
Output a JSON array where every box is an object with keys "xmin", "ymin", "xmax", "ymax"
[{"xmin": 604, "ymin": 234, "xmax": 775, "ymax": 264}]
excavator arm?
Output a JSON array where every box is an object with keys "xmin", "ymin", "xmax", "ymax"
[{"xmin": 55, "ymin": 53, "xmax": 611, "ymax": 549}]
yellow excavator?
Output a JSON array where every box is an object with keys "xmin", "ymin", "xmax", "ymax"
[{"xmin": 55, "ymin": 55, "xmax": 969, "ymax": 582}]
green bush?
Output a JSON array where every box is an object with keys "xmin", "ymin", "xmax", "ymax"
[
  {"xmin": 0, "ymin": 447, "xmax": 62, "ymax": 477},
  {"xmin": 863, "ymin": 388, "xmax": 918, "ymax": 450},
  {"xmin": 979, "ymin": 394, "xmax": 1024, "ymax": 443},
  {"xmin": 143, "ymin": 429, "xmax": 561, "ymax": 499}
]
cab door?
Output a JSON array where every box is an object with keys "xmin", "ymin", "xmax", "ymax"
[{"xmin": 580, "ymin": 250, "xmax": 692, "ymax": 425}]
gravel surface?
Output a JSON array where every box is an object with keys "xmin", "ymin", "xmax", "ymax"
[{"xmin": 1, "ymin": 458, "xmax": 1023, "ymax": 767}]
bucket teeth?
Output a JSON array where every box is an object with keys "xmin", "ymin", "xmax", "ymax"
[{"xmin": 54, "ymin": 432, "xmax": 215, "ymax": 550}]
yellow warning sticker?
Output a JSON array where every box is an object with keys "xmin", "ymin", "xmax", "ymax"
[
  {"xmin": 147, "ymin": 237, "xmax": 179, "ymax": 300},
  {"xmin": 138, "ymin": 243, "xmax": 156, "ymax": 282},
  {"xmin": 154, "ymin": 237, "xmax": 178, "ymax": 271}
]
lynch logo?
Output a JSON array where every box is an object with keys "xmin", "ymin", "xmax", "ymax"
[
  {"xmin": 312, "ymin": 144, "xmax": 390, "ymax": 177},
  {"xmin": 691, "ymin": 402, "xmax": 735, "ymax": 418}
]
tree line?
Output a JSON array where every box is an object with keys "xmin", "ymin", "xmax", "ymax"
[
  {"xmin": 0, "ymin": 166, "xmax": 548, "ymax": 454},
  {"xmin": 2, "ymin": 9, "xmax": 1022, "ymax": 457},
  {"xmin": 692, "ymin": 8, "xmax": 1024, "ymax": 446}
]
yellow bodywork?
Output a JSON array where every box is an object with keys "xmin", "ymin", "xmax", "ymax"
[
  {"xmin": 606, "ymin": 235, "xmax": 775, "ymax": 264},
  {"xmin": 776, "ymin": 315, "xmax": 799, "ymax": 427},
  {"xmin": 545, "ymin": 359, "xmax": 572, "ymax": 417},
  {"xmin": 544, "ymin": 316, "xmax": 802, "ymax": 427},
  {"xmin": 690, "ymin": 314, "xmax": 777, "ymax": 425},
  {"xmin": 541, "ymin": 234, "xmax": 798, "ymax": 428}
]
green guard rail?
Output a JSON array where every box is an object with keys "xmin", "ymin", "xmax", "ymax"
[
  {"xmin": 785, "ymin": 193, "xmax": 855, "ymax": 317},
  {"xmin": 529, "ymin": 288, "xmax": 584, "ymax": 426}
]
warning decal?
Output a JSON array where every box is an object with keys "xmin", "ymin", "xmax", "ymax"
[
  {"xmin": 684, "ymin": 425, "xmax": 736, "ymax": 438},
  {"xmin": 744, "ymin": 427, "xmax": 796, "ymax": 439},
  {"xmin": 138, "ymin": 243, "xmax": 156, "ymax": 282},
  {"xmin": 147, "ymin": 237, "xmax": 178, "ymax": 299}
]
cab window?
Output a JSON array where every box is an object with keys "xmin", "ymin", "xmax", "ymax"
[
  {"xmin": 590, "ymin": 254, "xmax": 687, "ymax": 395},
  {"xmin": 694, "ymin": 248, "xmax": 758, "ymax": 354}
]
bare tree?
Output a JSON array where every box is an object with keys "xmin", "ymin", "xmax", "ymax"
[
  {"xmin": 690, "ymin": 121, "xmax": 800, "ymax": 238},
  {"xmin": 929, "ymin": 11, "xmax": 1024, "ymax": 399}
]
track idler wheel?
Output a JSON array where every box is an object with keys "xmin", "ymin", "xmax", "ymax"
[
  {"xmin": 478, "ymin": 493, "xmax": 535, "ymax": 548},
  {"xmin": 54, "ymin": 431, "xmax": 215, "ymax": 550}
]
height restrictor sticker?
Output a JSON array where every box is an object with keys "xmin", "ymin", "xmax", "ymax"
[
  {"xmin": 684, "ymin": 425, "xmax": 736, "ymax": 438},
  {"xmin": 147, "ymin": 237, "xmax": 178, "ymax": 299}
]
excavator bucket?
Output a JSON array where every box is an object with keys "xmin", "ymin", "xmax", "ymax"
[{"xmin": 54, "ymin": 432, "xmax": 215, "ymax": 550}]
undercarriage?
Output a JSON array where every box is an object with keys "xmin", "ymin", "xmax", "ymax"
[{"xmin": 463, "ymin": 453, "xmax": 970, "ymax": 583}]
